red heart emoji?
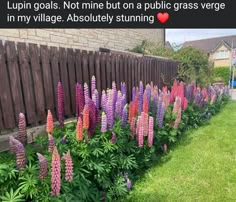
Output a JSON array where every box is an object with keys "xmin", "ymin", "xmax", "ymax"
[{"xmin": 157, "ymin": 12, "xmax": 169, "ymax": 24}]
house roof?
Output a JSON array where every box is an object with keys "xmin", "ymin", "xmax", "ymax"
[
  {"xmin": 182, "ymin": 35, "xmax": 236, "ymax": 53},
  {"xmin": 165, "ymin": 41, "xmax": 173, "ymax": 51}
]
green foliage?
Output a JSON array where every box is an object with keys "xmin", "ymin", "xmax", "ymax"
[
  {"xmin": 212, "ymin": 66, "xmax": 230, "ymax": 84},
  {"xmin": 0, "ymin": 94, "xmax": 230, "ymax": 201},
  {"xmin": 131, "ymin": 41, "xmax": 212, "ymax": 85}
]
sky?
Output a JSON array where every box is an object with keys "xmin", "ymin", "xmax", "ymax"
[{"xmin": 166, "ymin": 29, "xmax": 236, "ymax": 45}]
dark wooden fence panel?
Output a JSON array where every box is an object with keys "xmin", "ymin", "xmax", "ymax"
[{"xmin": 0, "ymin": 40, "xmax": 178, "ymax": 131}]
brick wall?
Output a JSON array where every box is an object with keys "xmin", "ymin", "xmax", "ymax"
[{"xmin": 0, "ymin": 29, "xmax": 164, "ymax": 50}]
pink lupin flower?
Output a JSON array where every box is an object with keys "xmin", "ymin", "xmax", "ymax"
[
  {"xmin": 148, "ymin": 116, "xmax": 154, "ymax": 147},
  {"xmin": 138, "ymin": 126, "xmax": 144, "ymax": 148},
  {"xmin": 51, "ymin": 147, "xmax": 61, "ymax": 196},
  {"xmin": 101, "ymin": 112, "xmax": 107, "ymax": 133},
  {"xmin": 18, "ymin": 113, "xmax": 27, "ymax": 145},
  {"xmin": 183, "ymin": 97, "xmax": 188, "ymax": 110},
  {"xmin": 37, "ymin": 153, "xmax": 48, "ymax": 179},
  {"xmin": 84, "ymin": 82, "xmax": 90, "ymax": 105},
  {"xmin": 174, "ymin": 107, "xmax": 182, "ymax": 129},
  {"xmin": 62, "ymin": 150, "xmax": 73, "ymax": 182},
  {"xmin": 57, "ymin": 82, "xmax": 64, "ymax": 127},
  {"xmin": 48, "ymin": 134, "xmax": 55, "ymax": 153},
  {"xmin": 9, "ymin": 136, "xmax": 26, "ymax": 170},
  {"xmin": 141, "ymin": 112, "xmax": 149, "ymax": 136},
  {"xmin": 110, "ymin": 132, "xmax": 117, "ymax": 144}
]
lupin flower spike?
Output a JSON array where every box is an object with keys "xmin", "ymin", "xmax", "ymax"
[
  {"xmin": 57, "ymin": 82, "xmax": 64, "ymax": 127},
  {"xmin": 82, "ymin": 105, "xmax": 89, "ymax": 129},
  {"xmin": 51, "ymin": 147, "xmax": 61, "ymax": 196},
  {"xmin": 48, "ymin": 133, "xmax": 55, "ymax": 152},
  {"xmin": 18, "ymin": 113, "xmax": 27, "ymax": 145},
  {"xmin": 37, "ymin": 153, "xmax": 48, "ymax": 179},
  {"xmin": 46, "ymin": 110, "xmax": 54, "ymax": 133},
  {"xmin": 76, "ymin": 117, "xmax": 83, "ymax": 141},
  {"xmin": 101, "ymin": 112, "xmax": 107, "ymax": 133},
  {"xmin": 62, "ymin": 150, "xmax": 73, "ymax": 182},
  {"xmin": 91, "ymin": 75, "xmax": 96, "ymax": 94}
]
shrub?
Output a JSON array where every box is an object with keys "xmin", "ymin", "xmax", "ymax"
[{"xmin": 212, "ymin": 66, "xmax": 230, "ymax": 84}]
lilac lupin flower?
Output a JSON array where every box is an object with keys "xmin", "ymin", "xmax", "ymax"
[
  {"xmin": 76, "ymin": 83, "xmax": 84, "ymax": 117},
  {"xmin": 132, "ymin": 87, "xmax": 136, "ymax": 102},
  {"xmin": 94, "ymin": 89, "xmax": 99, "ymax": 108},
  {"xmin": 121, "ymin": 82, "xmax": 126, "ymax": 96},
  {"xmin": 115, "ymin": 92, "xmax": 122, "ymax": 119},
  {"xmin": 146, "ymin": 84, "xmax": 151, "ymax": 103},
  {"xmin": 152, "ymin": 93, "xmax": 158, "ymax": 119},
  {"xmin": 157, "ymin": 99, "xmax": 165, "ymax": 128},
  {"xmin": 37, "ymin": 153, "xmax": 48, "ymax": 179},
  {"xmin": 127, "ymin": 178, "xmax": 132, "ymax": 190},
  {"xmin": 101, "ymin": 90, "xmax": 107, "ymax": 113},
  {"xmin": 121, "ymin": 104, "xmax": 128, "ymax": 128},
  {"xmin": 61, "ymin": 135, "xmax": 67, "ymax": 144},
  {"xmin": 110, "ymin": 132, "xmax": 116, "ymax": 144},
  {"xmin": 91, "ymin": 75, "xmax": 96, "ymax": 95},
  {"xmin": 57, "ymin": 82, "xmax": 64, "ymax": 127},
  {"xmin": 101, "ymin": 112, "xmax": 107, "ymax": 133},
  {"xmin": 92, "ymin": 93, "xmax": 97, "ymax": 107},
  {"xmin": 10, "ymin": 136, "xmax": 26, "ymax": 170},
  {"xmin": 107, "ymin": 90, "xmax": 114, "ymax": 130},
  {"xmin": 84, "ymin": 82, "xmax": 90, "ymax": 105},
  {"xmin": 112, "ymin": 82, "xmax": 118, "ymax": 111},
  {"xmin": 138, "ymin": 81, "xmax": 144, "ymax": 114}
]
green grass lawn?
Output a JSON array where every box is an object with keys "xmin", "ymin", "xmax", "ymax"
[{"xmin": 124, "ymin": 101, "xmax": 236, "ymax": 202}]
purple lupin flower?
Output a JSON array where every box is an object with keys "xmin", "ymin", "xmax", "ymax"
[
  {"xmin": 18, "ymin": 113, "xmax": 27, "ymax": 145},
  {"xmin": 91, "ymin": 75, "xmax": 96, "ymax": 95},
  {"xmin": 37, "ymin": 153, "xmax": 48, "ymax": 179},
  {"xmin": 75, "ymin": 83, "xmax": 84, "ymax": 117},
  {"xmin": 101, "ymin": 90, "xmax": 107, "ymax": 113},
  {"xmin": 92, "ymin": 93, "xmax": 97, "ymax": 107},
  {"xmin": 121, "ymin": 104, "xmax": 128, "ymax": 128},
  {"xmin": 157, "ymin": 98, "xmax": 165, "ymax": 128},
  {"xmin": 94, "ymin": 89, "xmax": 99, "ymax": 108},
  {"xmin": 124, "ymin": 173, "xmax": 132, "ymax": 190},
  {"xmin": 48, "ymin": 134, "xmax": 55, "ymax": 152},
  {"xmin": 110, "ymin": 132, "xmax": 116, "ymax": 144},
  {"xmin": 61, "ymin": 135, "xmax": 67, "ymax": 144},
  {"xmin": 146, "ymin": 84, "xmax": 151, "ymax": 103},
  {"xmin": 107, "ymin": 90, "xmax": 114, "ymax": 130},
  {"xmin": 152, "ymin": 93, "xmax": 158, "ymax": 119},
  {"xmin": 57, "ymin": 82, "xmax": 64, "ymax": 127},
  {"xmin": 132, "ymin": 87, "xmax": 136, "ymax": 102},
  {"xmin": 112, "ymin": 82, "xmax": 118, "ymax": 111},
  {"xmin": 10, "ymin": 136, "xmax": 26, "ymax": 170},
  {"xmin": 115, "ymin": 91, "xmax": 123, "ymax": 119},
  {"xmin": 84, "ymin": 83, "xmax": 90, "ymax": 105},
  {"xmin": 138, "ymin": 81, "xmax": 144, "ymax": 114},
  {"xmin": 101, "ymin": 112, "xmax": 107, "ymax": 133},
  {"xmin": 121, "ymin": 82, "xmax": 126, "ymax": 96}
]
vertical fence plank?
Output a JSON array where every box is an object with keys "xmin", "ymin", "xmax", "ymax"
[
  {"xmin": 111, "ymin": 54, "xmax": 116, "ymax": 83},
  {"xmin": 89, "ymin": 51, "xmax": 95, "ymax": 81},
  {"xmin": 18, "ymin": 42, "xmax": 36, "ymax": 125},
  {"xmin": 75, "ymin": 49, "xmax": 83, "ymax": 84},
  {"xmin": 82, "ymin": 50, "xmax": 90, "ymax": 90},
  {"xmin": 50, "ymin": 46, "xmax": 60, "ymax": 116},
  {"xmin": 67, "ymin": 48, "xmax": 76, "ymax": 115},
  {"xmin": 29, "ymin": 44, "xmax": 46, "ymax": 122},
  {"xmin": 59, "ymin": 47, "xmax": 71, "ymax": 117},
  {"xmin": 115, "ymin": 54, "xmax": 120, "ymax": 89},
  {"xmin": 100, "ymin": 53, "xmax": 107, "ymax": 91},
  {"xmin": 123, "ymin": 55, "xmax": 129, "ymax": 101},
  {"xmin": 5, "ymin": 41, "xmax": 25, "ymax": 123},
  {"xmin": 41, "ymin": 45, "xmax": 54, "ymax": 115},
  {"xmin": 106, "ymin": 53, "xmax": 111, "ymax": 88},
  {"xmin": 119, "ymin": 55, "xmax": 124, "ymax": 85},
  {"xmin": 95, "ymin": 52, "xmax": 101, "ymax": 95},
  {"xmin": 0, "ymin": 40, "xmax": 15, "ymax": 128}
]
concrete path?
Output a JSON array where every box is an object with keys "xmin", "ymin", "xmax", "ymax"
[{"xmin": 231, "ymin": 89, "xmax": 236, "ymax": 100}]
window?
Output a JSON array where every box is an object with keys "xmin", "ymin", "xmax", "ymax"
[{"xmin": 215, "ymin": 50, "xmax": 229, "ymax": 59}]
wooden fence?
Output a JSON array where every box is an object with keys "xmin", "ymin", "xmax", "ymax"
[{"xmin": 0, "ymin": 40, "xmax": 178, "ymax": 131}]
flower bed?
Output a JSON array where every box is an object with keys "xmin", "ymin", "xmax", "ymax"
[{"xmin": 0, "ymin": 78, "xmax": 230, "ymax": 202}]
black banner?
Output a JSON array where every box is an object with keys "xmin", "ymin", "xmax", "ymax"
[{"xmin": 0, "ymin": 0, "xmax": 235, "ymax": 28}]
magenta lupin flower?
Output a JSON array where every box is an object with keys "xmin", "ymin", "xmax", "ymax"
[
  {"xmin": 101, "ymin": 90, "xmax": 107, "ymax": 113},
  {"xmin": 76, "ymin": 83, "xmax": 84, "ymax": 117},
  {"xmin": 62, "ymin": 150, "xmax": 73, "ymax": 182},
  {"xmin": 57, "ymin": 82, "xmax": 64, "ymax": 127},
  {"xmin": 87, "ymin": 98, "xmax": 100, "ymax": 137},
  {"xmin": 84, "ymin": 82, "xmax": 90, "ymax": 105},
  {"xmin": 48, "ymin": 134, "xmax": 55, "ymax": 153},
  {"xmin": 91, "ymin": 75, "xmax": 96, "ymax": 94},
  {"xmin": 107, "ymin": 90, "xmax": 114, "ymax": 130},
  {"xmin": 18, "ymin": 113, "xmax": 27, "ymax": 145},
  {"xmin": 148, "ymin": 117, "xmax": 154, "ymax": 147},
  {"xmin": 101, "ymin": 112, "xmax": 107, "ymax": 133},
  {"xmin": 51, "ymin": 147, "xmax": 61, "ymax": 196},
  {"xmin": 10, "ymin": 136, "xmax": 26, "ymax": 170},
  {"xmin": 37, "ymin": 153, "xmax": 48, "ymax": 179},
  {"xmin": 110, "ymin": 132, "xmax": 117, "ymax": 144}
]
